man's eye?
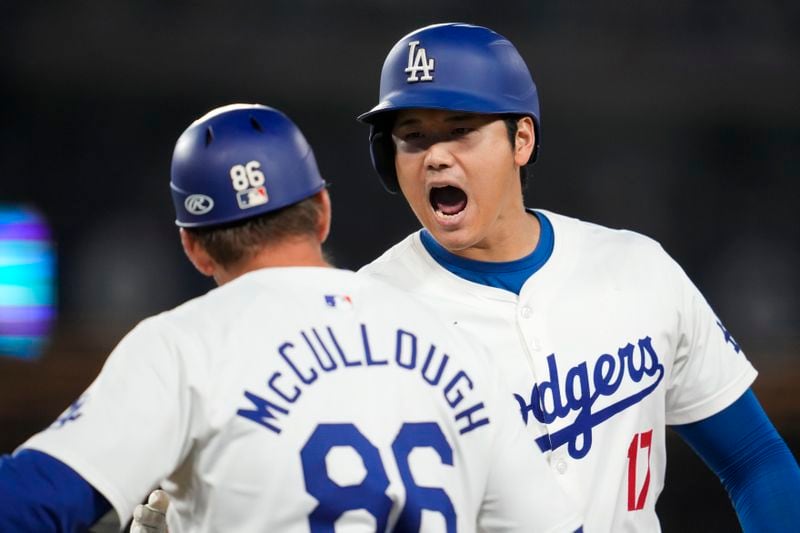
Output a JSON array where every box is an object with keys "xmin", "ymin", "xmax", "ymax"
[
  {"xmin": 403, "ymin": 131, "xmax": 424, "ymax": 141},
  {"xmin": 451, "ymin": 127, "xmax": 473, "ymax": 136}
]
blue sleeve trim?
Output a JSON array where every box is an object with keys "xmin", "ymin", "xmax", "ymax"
[
  {"xmin": 0, "ymin": 449, "xmax": 111, "ymax": 532},
  {"xmin": 673, "ymin": 388, "xmax": 800, "ymax": 532}
]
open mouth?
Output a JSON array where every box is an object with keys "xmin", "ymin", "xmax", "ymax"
[{"xmin": 429, "ymin": 185, "xmax": 467, "ymax": 218}]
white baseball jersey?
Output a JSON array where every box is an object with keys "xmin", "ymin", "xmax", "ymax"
[
  {"xmin": 359, "ymin": 210, "xmax": 757, "ymax": 532},
  {"xmin": 20, "ymin": 267, "xmax": 582, "ymax": 533}
]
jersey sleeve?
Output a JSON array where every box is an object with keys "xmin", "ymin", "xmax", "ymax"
[
  {"xmin": 662, "ymin": 251, "xmax": 758, "ymax": 425},
  {"xmin": 478, "ymin": 363, "xmax": 583, "ymax": 533},
  {"xmin": 17, "ymin": 316, "xmax": 195, "ymax": 527},
  {"xmin": 0, "ymin": 449, "xmax": 112, "ymax": 531},
  {"xmin": 673, "ymin": 389, "xmax": 800, "ymax": 531}
]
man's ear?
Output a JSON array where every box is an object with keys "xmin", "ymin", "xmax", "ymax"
[
  {"xmin": 315, "ymin": 189, "xmax": 332, "ymax": 244},
  {"xmin": 180, "ymin": 228, "xmax": 217, "ymax": 277},
  {"xmin": 513, "ymin": 116, "xmax": 535, "ymax": 166}
]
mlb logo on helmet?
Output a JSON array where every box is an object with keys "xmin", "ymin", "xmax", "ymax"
[{"xmin": 237, "ymin": 186, "xmax": 269, "ymax": 210}]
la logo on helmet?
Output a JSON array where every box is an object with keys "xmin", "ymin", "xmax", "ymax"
[{"xmin": 405, "ymin": 41, "xmax": 434, "ymax": 83}]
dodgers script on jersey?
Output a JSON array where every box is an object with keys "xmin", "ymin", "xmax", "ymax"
[
  {"xmin": 19, "ymin": 268, "xmax": 581, "ymax": 533},
  {"xmin": 359, "ymin": 210, "xmax": 757, "ymax": 532}
]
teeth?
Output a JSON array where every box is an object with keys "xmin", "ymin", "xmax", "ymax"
[{"xmin": 435, "ymin": 209, "xmax": 461, "ymax": 219}]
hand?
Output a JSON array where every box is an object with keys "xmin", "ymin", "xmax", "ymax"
[{"xmin": 130, "ymin": 489, "xmax": 170, "ymax": 533}]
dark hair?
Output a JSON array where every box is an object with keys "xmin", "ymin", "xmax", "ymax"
[
  {"xmin": 503, "ymin": 115, "xmax": 533, "ymax": 187},
  {"xmin": 185, "ymin": 196, "xmax": 323, "ymax": 267}
]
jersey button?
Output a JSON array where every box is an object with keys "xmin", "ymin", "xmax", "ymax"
[
  {"xmin": 520, "ymin": 306, "xmax": 532, "ymax": 319},
  {"xmin": 555, "ymin": 458, "xmax": 568, "ymax": 474},
  {"xmin": 530, "ymin": 336, "xmax": 541, "ymax": 351}
]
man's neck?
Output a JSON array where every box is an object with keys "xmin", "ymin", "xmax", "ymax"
[
  {"xmin": 453, "ymin": 209, "xmax": 541, "ymax": 263},
  {"xmin": 214, "ymin": 238, "xmax": 330, "ymax": 285}
]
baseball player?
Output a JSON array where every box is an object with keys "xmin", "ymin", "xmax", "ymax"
[
  {"xmin": 0, "ymin": 104, "xmax": 583, "ymax": 532},
  {"xmin": 356, "ymin": 23, "xmax": 800, "ymax": 531}
]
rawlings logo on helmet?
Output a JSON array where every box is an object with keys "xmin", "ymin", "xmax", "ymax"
[
  {"xmin": 405, "ymin": 41, "xmax": 435, "ymax": 82},
  {"xmin": 184, "ymin": 194, "xmax": 214, "ymax": 215}
]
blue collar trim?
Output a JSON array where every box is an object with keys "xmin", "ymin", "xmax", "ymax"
[{"xmin": 419, "ymin": 210, "xmax": 554, "ymax": 294}]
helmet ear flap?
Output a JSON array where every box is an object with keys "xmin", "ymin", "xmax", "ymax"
[{"xmin": 369, "ymin": 127, "xmax": 399, "ymax": 194}]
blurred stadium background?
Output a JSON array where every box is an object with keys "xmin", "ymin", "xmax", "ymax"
[{"xmin": 1, "ymin": 2, "xmax": 798, "ymax": 531}]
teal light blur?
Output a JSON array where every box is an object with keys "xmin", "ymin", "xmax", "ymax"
[{"xmin": 0, "ymin": 206, "xmax": 56, "ymax": 359}]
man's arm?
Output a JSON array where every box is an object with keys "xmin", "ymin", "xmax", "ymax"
[
  {"xmin": 0, "ymin": 449, "xmax": 111, "ymax": 531},
  {"xmin": 673, "ymin": 388, "xmax": 800, "ymax": 532},
  {"xmin": 15, "ymin": 318, "xmax": 190, "ymax": 526}
]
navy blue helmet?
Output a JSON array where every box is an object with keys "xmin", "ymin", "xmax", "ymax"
[
  {"xmin": 171, "ymin": 104, "xmax": 326, "ymax": 228},
  {"xmin": 358, "ymin": 23, "xmax": 541, "ymax": 193}
]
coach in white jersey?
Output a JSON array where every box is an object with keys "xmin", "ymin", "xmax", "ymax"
[
  {"xmin": 357, "ymin": 23, "xmax": 800, "ymax": 532},
  {"xmin": 0, "ymin": 104, "xmax": 582, "ymax": 532}
]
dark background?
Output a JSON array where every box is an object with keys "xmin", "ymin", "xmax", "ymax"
[{"xmin": 1, "ymin": 2, "xmax": 798, "ymax": 531}]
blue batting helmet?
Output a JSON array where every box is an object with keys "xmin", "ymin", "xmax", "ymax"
[
  {"xmin": 358, "ymin": 23, "xmax": 541, "ymax": 193},
  {"xmin": 170, "ymin": 104, "xmax": 326, "ymax": 228}
]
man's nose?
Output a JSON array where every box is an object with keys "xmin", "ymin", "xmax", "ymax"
[{"xmin": 423, "ymin": 137, "xmax": 456, "ymax": 171}]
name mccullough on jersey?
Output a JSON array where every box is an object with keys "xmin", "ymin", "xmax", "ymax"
[{"xmin": 236, "ymin": 321, "xmax": 489, "ymax": 436}]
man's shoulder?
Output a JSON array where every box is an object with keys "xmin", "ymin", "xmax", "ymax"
[
  {"xmin": 361, "ymin": 231, "xmax": 419, "ymax": 264},
  {"xmin": 359, "ymin": 231, "xmax": 433, "ymax": 283},
  {"xmin": 150, "ymin": 267, "xmax": 359, "ymax": 329},
  {"xmin": 540, "ymin": 209, "xmax": 668, "ymax": 259}
]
